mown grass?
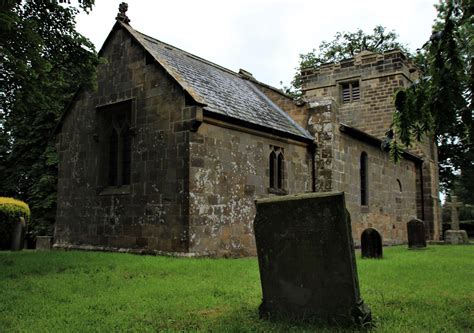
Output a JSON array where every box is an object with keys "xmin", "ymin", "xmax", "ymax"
[{"xmin": 0, "ymin": 245, "xmax": 473, "ymax": 332}]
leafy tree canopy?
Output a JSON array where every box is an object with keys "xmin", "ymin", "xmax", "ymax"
[
  {"xmin": 284, "ymin": 25, "xmax": 409, "ymax": 95},
  {"xmin": 0, "ymin": 0, "xmax": 98, "ymax": 237},
  {"xmin": 392, "ymin": 0, "xmax": 473, "ymax": 202}
]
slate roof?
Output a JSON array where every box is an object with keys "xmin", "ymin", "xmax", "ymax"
[{"xmin": 120, "ymin": 22, "xmax": 312, "ymax": 141}]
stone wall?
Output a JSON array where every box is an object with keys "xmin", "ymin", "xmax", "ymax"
[
  {"xmin": 333, "ymin": 134, "xmax": 418, "ymax": 245},
  {"xmin": 188, "ymin": 121, "xmax": 311, "ymax": 256},
  {"xmin": 298, "ymin": 50, "xmax": 441, "ymax": 241},
  {"xmin": 55, "ymin": 26, "xmax": 193, "ymax": 252}
]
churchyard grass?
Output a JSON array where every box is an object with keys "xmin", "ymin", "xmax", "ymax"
[{"xmin": 0, "ymin": 245, "xmax": 472, "ymax": 332}]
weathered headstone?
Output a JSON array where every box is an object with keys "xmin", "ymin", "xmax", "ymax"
[
  {"xmin": 445, "ymin": 196, "xmax": 469, "ymax": 244},
  {"xmin": 254, "ymin": 192, "xmax": 371, "ymax": 326},
  {"xmin": 36, "ymin": 236, "xmax": 53, "ymax": 251},
  {"xmin": 407, "ymin": 219, "xmax": 427, "ymax": 249},
  {"xmin": 361, "ymin": 228, "xmax": 382, "ymax": 259},
  {"xmin": 10, "ymin": 217, "xmax": 26, "ymax": 251}
]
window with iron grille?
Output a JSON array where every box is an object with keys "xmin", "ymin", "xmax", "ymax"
[{"xmin": 341, "ymin": 81, "xmax": 360, "ymax": 103}]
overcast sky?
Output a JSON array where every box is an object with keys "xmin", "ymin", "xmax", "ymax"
[{"xmin": 76, "ymin": 0, "xmax": 439, "ymax": 89}]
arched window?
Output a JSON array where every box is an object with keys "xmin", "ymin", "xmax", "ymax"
[
  {"xmin": 99, "ymin": 101, "xmax": 132, "ymax": 187},
  {"xmin": 269, "ymin": 147, "xmax": 284, "ymax": 192},
  {"xmin": 269, "ymin": 151, "xmax": 276, "ymax": 189},
  {"xmin": 360, "ymin": 152, "xmax": 368, "ymax": 206},
  {"xmin": 277, "ymin": 152, "xmax": 284, "ymax": 189},
  {"xmin": 397, "ymin": 179, "xmax": 402, "ymax": 193},
  {"xmin": 108, "ymin": 129, "xmax": 119, "ymax": 186}
]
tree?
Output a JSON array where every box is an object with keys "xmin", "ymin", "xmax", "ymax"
[
  {"xmin": 0, "ymin": 0, "xmax": 99, "ymax": 238},
  {"xmin": 392, "ymin": 0, "xmax": 473, "ymax": 202},
  {"xmin": 284, "ymin": 26, "xmax": 409, "ymax": 96}
]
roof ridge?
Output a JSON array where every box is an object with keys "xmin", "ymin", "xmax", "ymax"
[{"xmin": 135, "ymin": 29, "xmax": 242, "ymax": 79}]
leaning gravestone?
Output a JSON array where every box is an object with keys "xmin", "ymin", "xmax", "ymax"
[
  {"xmin": 10, "ymin": 217, "xmax": 26, "ymax": 251},
  {"xmin": 254, "ymin": 192, "xmax": 371, "ymax": 326},
  {"xmin": 407, "ymin": 219, "xmax": 427, "ymax": 249},
  {"xmin": 361, "ymin": 228, "xmax": 382, "ymax": 259}
]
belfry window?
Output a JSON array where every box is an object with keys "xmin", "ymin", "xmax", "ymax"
[
  {"xmin": 341, "ymin": 81, "xmax": 360, "ymax": 103},
  {"xmin": 360, "ymin": 152, "xmax": 368, "ymax": 205},
  {"xmin": 269, "ymin": 146, "xmax": 284, "ymax": 192}
]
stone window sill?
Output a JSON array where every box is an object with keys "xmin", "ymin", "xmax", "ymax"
[
  {"xmin": 98, "ymin": 185, "xmax": 131, "ymax": 196},
  {"xmin": 268, "ymin": 188, "xmax": 288, "ymax": 196},
  {"xmin": 361, "ymin": 205, "xmax": 369, "ymax": 213}
]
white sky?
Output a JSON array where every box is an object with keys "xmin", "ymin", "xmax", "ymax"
[{"xmin": 76, "ymin": 0, "xmax": 439, "ymax": 89}]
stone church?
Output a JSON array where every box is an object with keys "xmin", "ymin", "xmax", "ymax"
[{"xmin": 54, "ymin": 9, "xmax": 441, "ymax": 256}]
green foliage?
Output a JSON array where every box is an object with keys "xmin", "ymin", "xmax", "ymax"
[
  {"xmin": 0, "ymin": 246, "xmax": 473, "ymax": 331},
  {"xmin": 0, "ymin": 197, "xmax": 31, "ymax": 220},
  {"xmin": 0, "ymin": 0, "xmax": 99, "ymax": 236},
  {"xmin": 392, "ymin": 0, "xmax": 473, "ymax": 196},
  {"xmin": 0, "ymin": 197, "xmax": 30, "ymax": 249},
  {"xmin": 284, "ymin": 26, "xmax": 408, "ymax": 96}
]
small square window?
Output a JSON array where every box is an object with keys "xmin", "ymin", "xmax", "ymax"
[{"xmin": 341, "ymin": 81, "xmax": 360, "ymax": 103}]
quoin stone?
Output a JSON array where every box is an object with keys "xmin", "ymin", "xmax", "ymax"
[
  {"xmin": 407, "ymin": 219, "xmax": 427, "ymax": 249},
  {"xmin": 254, "ymin": 192, "xmax": 371, "ymax": 326},
  {"xmin": 361, "ymin": 228, "xmax": 383, "ymax": 259}
]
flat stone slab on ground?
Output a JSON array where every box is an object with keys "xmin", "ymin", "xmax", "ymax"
[{"xmin": 254, "ymin": 192, "xmax": 371, "ymax": 326}]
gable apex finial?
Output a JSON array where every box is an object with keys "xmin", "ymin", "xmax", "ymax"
[{"xmin": 116, "ymin": 2, "xmax": 130, "ymax": 24}]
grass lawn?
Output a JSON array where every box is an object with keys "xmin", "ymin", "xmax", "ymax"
[{"xmin": 0, "ymin": 245, "xmax": 473, "ymax": 332}]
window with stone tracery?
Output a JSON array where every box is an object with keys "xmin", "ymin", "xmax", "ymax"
[
  {"xmin": 269, "ymin": 146, "xmax": 285, "ymax": 193},
  {"xmin": 98, "ymin": 100, "xmax": 132, "ymax": 188}
]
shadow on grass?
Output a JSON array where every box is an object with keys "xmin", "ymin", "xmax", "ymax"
[{"xmin": 205, "ymin": 306, "xmax": 375, "ymax": 333}]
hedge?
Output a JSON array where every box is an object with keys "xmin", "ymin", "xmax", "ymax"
[{"xmin": 0, "ymin": 197, "xmax": 30, "ymax": 249}]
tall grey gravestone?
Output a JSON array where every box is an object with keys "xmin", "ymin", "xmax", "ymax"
[
  {"xmin": 254, "ymin": 192, "xmax": 371, "ymax": 326},
  {"xmin": 407, "ymin": 219, "xmax": 427, "ymax": 249},
  {"xmin": 10, "ymin": 217, "xmax": 26, "ymax": 251}
]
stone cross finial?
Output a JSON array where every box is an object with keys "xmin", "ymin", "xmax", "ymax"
[
  {"xmin": 445, "ymin": 196, "xmax": 463, "ymax": 230},
  {"xmin": 116, "ymin": 2, "xmax": 130, "ymax": 24}
]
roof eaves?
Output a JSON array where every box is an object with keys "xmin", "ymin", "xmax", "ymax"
[
  {"xmin": 339, "ymin": 123, "xmax": 423, "ymax": 164},
  {"xmin": 202, "ymin": 109, "xmax": 314, "ymax": 144}
]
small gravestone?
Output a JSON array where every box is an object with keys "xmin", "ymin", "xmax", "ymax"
[
  {"xmin": 444, "ymin": 196, "xmax": 469, "ymax": 244},
  {"xmin": 254, "ymin": 192, "xmax": 371, "ymax": 326},
  {"xmin": 36, "ymin": 236, "xmax": 53, "ymax": 251},
  {"xmin": 407, "ymin": 219, "xmax": 427, "ymax": 249},
  {"xmin": 10, "ymin": 217, "xmax": 26, "ymax": 251},
  {"xmin": 361, "ymin": 228, "xmax": 382, "ymax": 259}
]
